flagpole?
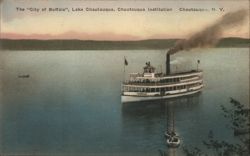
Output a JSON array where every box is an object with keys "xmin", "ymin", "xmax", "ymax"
[
  {"xmin": 124, "ymin": 56, "xmax": 125, "ymax": 72},
  {"xmin": 197, "ymin": 60, "xmax": 200, "ymax": 71},
  {"xmin": 123, "ymin": 56, "xmax": 126, "ymax": 82},
  {"xmin": 123, "ymin": 56, "xmax": 128, "ymax": 82}
]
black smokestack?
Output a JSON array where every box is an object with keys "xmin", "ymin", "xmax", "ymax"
[
  {"xmin": 166, "ymin": 53, "xmax": 170, "ymax": 75},
  {"xmin": 168, "ymin": 9, "xmax": 247, "ymax": 55}
]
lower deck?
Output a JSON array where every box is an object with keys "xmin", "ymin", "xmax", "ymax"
[
  {"xmin": 123, "ymin": 80, "xmax": 203, "ymax": 93},
  {"xmin": 121, "ymin": 86, "xmax": 203, "ymax": 103},
  {"xmin": 122, "ymin": 83, "xmax": 203, "ymax": 96}
]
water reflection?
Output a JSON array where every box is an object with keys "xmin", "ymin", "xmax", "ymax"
[
  {"xmin": 121, "ymin": 93, "xmax": 202, "ymax": 153},
  {"xmin": 122, "ymin": 93, "xmax": 202, "ymax": 120}
]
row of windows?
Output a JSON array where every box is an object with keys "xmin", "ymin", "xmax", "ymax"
[
  {"xmin": 123, "ymin": 83, "xmax": 202, "ymax": 92},
  {"xmin": 130, "ymin": 76, "xmax": 200, "ymax": 84}
]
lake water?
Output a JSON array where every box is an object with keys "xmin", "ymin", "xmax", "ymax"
[{"xmin": 0, "ymin": 48, "xmax": 249, "ymax": 155}]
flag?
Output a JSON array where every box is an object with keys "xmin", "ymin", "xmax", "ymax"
[{"xmin": 124, "ymin": 58, "xmax": 128, "ymax": 66}]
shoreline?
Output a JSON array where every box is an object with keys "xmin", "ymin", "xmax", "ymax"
[{"xmin": 0, "ymin": 37, "xmax": 249, "ymax": 50}]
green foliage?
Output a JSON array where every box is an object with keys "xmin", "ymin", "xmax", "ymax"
[
  {"xmin": 221, "ymin": 98, "xmax": 250, "ymax": 134},
  {"xmin": 183, "ymin": 98, "xmax": 250, "ymax": 156}
]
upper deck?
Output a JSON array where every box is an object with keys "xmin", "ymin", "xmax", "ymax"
[
  {"xmin": 125, "ymin": 70, "xmax": 202, "ymax": 83},
  {"xmin": 123, "ymin": 62, "xmax": 203, "ymax": 87},
  {"xmin": 128, "ymin": 70, "xmax": 202, "ymax": 79}
]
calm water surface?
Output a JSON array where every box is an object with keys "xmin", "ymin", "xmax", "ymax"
[{"xmin": 0, "ymin": 48, "xmax": 249, "ymax": 155}]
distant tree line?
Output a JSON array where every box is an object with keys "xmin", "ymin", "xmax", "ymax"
[{"xmin": 0, "ymin": 38, "xmax": 249, "ymax": 50}]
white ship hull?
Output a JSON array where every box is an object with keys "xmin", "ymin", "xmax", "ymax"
[{"xmin": 121, "ymin": 87, "xmax": 203, "ymax": 103}]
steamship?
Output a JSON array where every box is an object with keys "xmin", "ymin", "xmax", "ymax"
[{"xmin": 121, "ymin": 53, "xmax": 203, "ymax": 103}]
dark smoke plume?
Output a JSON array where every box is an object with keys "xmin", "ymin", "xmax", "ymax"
[{"xmin": 168, "ymin": 9, "xmax": 248, "ymax": 55}]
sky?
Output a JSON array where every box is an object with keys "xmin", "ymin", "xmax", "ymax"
[{"xmin": 0, "ymin": 0, "xmax": 249, "ymax": 40}]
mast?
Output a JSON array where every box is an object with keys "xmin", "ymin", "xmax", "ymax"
[
  {"xmin": 123, "ymin": 56, "xmax": 128, "ymax": 82},
  {"xmin": 123, "ymin": 56, "xmax": 125, "ymax": 78}
]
